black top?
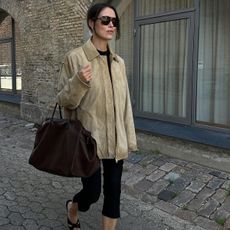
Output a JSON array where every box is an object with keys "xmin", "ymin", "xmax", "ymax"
[{"xmin": 97, "ymin": 49, "xmax": 111, "ymax": 77}]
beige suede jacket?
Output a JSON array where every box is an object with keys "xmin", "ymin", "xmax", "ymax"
[{"xmin": 57, "ymin": 39, "xmax": 137, "ymax": 161}]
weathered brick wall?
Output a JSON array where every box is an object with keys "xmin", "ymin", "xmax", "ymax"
[
  {"xmin": 0, "ymin": 15, "xmax": 11, "ymax": 38},
  {"xmin": 0, "ymin": 0, "xmax": 93, "ymax": 122},
  {"xmin": 0, "ymin": 16, "xmax": 12, "ymax": 65}
]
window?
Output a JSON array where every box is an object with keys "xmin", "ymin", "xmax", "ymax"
[
  {"xmin": 131, "ymin": 0, "xmax": 230, "ymax": 148},
  {"xmin": 196, "ymin": 0, "xmax": 230, "ymax": 128},
  {"xmin": 137, "ymin": 18, "xmax": 190, "ymax": 121},
  {"xmin": 0, "ymin": 11, "xmax": 21, "ymax": 103},
  {"xmin": 134, "ymin": 0, "xmax": 194, "ymax": 124}
]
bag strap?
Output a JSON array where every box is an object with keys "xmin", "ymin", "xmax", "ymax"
[{"xmin": 51, "ymin": 103, "xmax": 63, "ymax": 120}]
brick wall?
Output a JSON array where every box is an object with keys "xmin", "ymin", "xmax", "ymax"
[
  {"xmin": 0, "ymin": 0, "xmax": 93, "ymax": 122},
  {"xmin": 0, "ymin": 16, "xmax": 12, "ymax": 65}
]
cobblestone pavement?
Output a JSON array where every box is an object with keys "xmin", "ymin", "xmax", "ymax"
[{"xmin": 0, "ymin": 113, "xmax": 230, "ymax": 230}]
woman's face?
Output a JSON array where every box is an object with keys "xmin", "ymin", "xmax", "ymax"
[{"xmin": 91, "ymin": 7, "xmax": 117, "ymax": 41}]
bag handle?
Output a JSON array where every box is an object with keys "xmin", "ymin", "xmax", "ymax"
[{"xmin": 51, "ymin": 103, "xmax": 63, "ymax": 120}]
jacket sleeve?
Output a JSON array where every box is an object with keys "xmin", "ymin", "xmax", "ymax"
[
  {"xmin": 123, "ymin": 62, "xmax": 138, "ymax": 152},
  {"xmin": 57, "ymin": 55, "xmax": 90, "ymax": 109}
]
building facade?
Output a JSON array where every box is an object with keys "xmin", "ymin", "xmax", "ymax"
[{"xmin": 0, "ymin": 0, "xmax": 230, "ymax": 151}]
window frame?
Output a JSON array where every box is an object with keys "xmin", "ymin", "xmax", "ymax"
[
  {"xmin": 0, "ymin": 16, "xmax": 21, "ymax": 104},
  {"xmin": 133, "ymin": 11, "xmax": 195, "ymax": 125},
  {"xmin": 133, "ymin": 0, "xmax": 230, "ymax": 149}
]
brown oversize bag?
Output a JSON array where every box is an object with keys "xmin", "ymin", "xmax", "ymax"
[{"xmin": 29, "ymin": 103, "xmax": 100, "ymax": 177}]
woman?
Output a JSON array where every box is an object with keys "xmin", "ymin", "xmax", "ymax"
[{"xmin": 57, "ymin": 3, "xmax": 137, "ymax": 230}]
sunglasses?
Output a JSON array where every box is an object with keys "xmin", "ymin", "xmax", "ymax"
[{"xmin": 97, "ymin": 16, "xmax": 119, "ymax": 27}]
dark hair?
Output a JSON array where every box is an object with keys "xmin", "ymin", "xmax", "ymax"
[{"xmin": 87, "ymin": 3, "xmax": 120, "ymax": 40}]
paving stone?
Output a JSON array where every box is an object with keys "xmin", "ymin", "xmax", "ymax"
[
  {"xmin": 147, "ymin": 179, "xmax": 170, "ymax": 196},
  {"xmin": 0, "ymin": 225, "xmax": 25, "ymax": 230},
  {"xmin": 196, "ymin": 187, "xmax": 216, "ymax": 200},
  {"xmin": 124, "ymin": 172, "xmax": 145, "ymax": 187},
  {"xmin": 159, "ymin": 163, "xmax": 177, "ymax": 172},
  {"xmin": 218, "ymin": 172, "xmax": 230, "ymax": 180},
  {"xmin": 0, "ymin": 198, "xmax": 17, "ymax": 207},
  {"xmin": 187, "ymin": 198, "xmax": 206, "ymax": 211},
  {"xmin": 121, "ymin": 200, "xmax": 143, "ymax": 217},
  {"xmin": 0, "ymin": 188, "xmax": 5, "ymax": 195},
  {"xmin": 198, "ymin": 198, "xmax": 220, "ymax": 218},
  {"xmin": 23, "ymin": 219, "xmax": 39, "ymax": 230},
  {"xmin": 127, "ymin": 153, "xmax": 145, "ymax": 164},
  {"xmin": 128, "ymin": 164, "xmax": 143, "ymax": 174},
  {"xmin": 175, "ymin": 209, "xmax": 197, "ymax": 222},
  {"xmin": 8, "ymin": 205, "xmax": 28, "ymax": 214},
  {"xmin": 171, "ymin": 190, "xmax": 196, "ymax": 207},
  {"xmin": 197, "ymin": 174, "xmax": 213, "ymax": 183},
  {"xmin": 133, "ymin": 179, "xmax": 153, "ymax": 192},
  {"xmin": 0, "ymin": 205, "xmax": 9, "ymax": 217},
  {"xmin": 37, "ymin": 218, "xmax": 62, "ymax": 228},
  {"xmin": 0, "ymin": 217, "xmax": 9, "ymax": 226},
  {"xmin": 120, "ymin": 210, "xmax": 129, "ymax": 218},
  {"xmin": 42, "ymin": 208, "xmax": 59, "ymax": 220},
  {"xmin": 207, "ymin": 178, "xmax": 225, "ymax": 190},
  {"xmin": 209, "ymin": 171, "xmax": 222, "ymax": 177},
  {"xmin": 141, "ymin": 194, "xmax": 158, "ymax": 204},
  {"xmin": 138, "ymin": 154, "xmax": 156, "ymax": 166},
  {"xmin": 158, "ymin": 190, "xmax": 177, "ymax": 202},
  {"xmin": 212, "ymin": 189, "xmax": 228, "ymax": 204},
  {"xmin": 194, "ymin": 216, "xmax": 220, "ymax": 230},
  {"xmin": 29, "ymin": 201, "xmax": 44, "ymax": 213},
  {"xmin": 142, "ymin": 164, "xmax": 158, "ymax": 175},
  {"xmin": 186, "ymin": 180, "xmax": 206, "ymax": 193},
  {"xmin": 51, "ymin": 181, "xmax": 62, "ymax": 189},
  {"xmin": 22, "ymin": 211, "xmax": 46, "ymax": 220},
  {"xmin": 121, "ymin": 170, "xmax": 132, "ymax": 183},
  {"xmin": 122, "ymin": 184, "xmax": 143, "ymax": 199},
  {"xmin": 8, "ymin": 212, "xmax": 24, "ymax": 225},
  {"xmin": 221, "ymin": 197, "xmax": 230, "ymax": 213},
  {"xmin": 152, "ymin": 159, "xmax": 166, "ymax": 167},
  {"xmin": 222, "ymin": 180, "xmax": 230, "ymax": 190},
  {"xmin": 210, "ymin": 206, "xmax": 230, "ymax": 221},
  {"xmin": 167, "ymin": 177, "xmax": 191, "ymax": 194},
  {"xmin": 164, "ymin": 172, "xmax": 180, "ymax": 182},
  {"xmin": 171, "ymin": 165, "xmax": 186, "ymax": 175},
  {"xmin": 146, "ymin": 169, "xmax": 166, "ymax": 183},
  {"xmin": 155, "ymin": 200, "xmax": 179, "ymax": 214}
]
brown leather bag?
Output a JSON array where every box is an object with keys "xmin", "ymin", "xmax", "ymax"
[{"xmin": 29, "ymin": 103, "xmax": 100, "ymax": 178}]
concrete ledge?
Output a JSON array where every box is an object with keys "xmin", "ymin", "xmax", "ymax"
[
  {"xmin": 137, "ymin": 131, "xmax": 230, "ymax": 173},
  {"xmin": 0, "ymin": 101, "xmax": 20, "ymax": 118}
]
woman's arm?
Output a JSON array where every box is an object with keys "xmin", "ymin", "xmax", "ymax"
[{"xmin": 57, "ymin": 55, "xmax": 90, "ymax": 109}]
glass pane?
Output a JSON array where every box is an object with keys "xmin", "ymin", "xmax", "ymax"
[
  {"xmin": 196, "ymin": 0, "xmax": 230, "ymax": 128},
  {"xmin": 0, "ymin": 15, "xmax": 12, "ymax": 39},
  {"xmin": 0, "ymin": 43, "xmax": 12, "ymax": 91},
  {"xmin": 138, "ymin": 19, "xmax": 189, "ymax": 118},
  {"xmin": 138, "ymin": 0, "xmax": 194, "ymax": 16}
]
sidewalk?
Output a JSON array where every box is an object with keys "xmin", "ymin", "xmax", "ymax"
[{"xmin": 0, "ymin": 112, "xmax": 230, "ymax": 230}]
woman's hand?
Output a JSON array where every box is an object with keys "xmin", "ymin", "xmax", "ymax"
[{"xmin": 78, "ymin": 64, "xmax": 92, "ymax": 83}]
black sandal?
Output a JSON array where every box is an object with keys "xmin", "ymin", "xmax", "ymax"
[{"xmin": 66, "ymin": 200, "xmax": 81, "ymax": 230}]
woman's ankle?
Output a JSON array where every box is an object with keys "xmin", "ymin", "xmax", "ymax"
[{"xmin": 68, "ymin": 201, "xmax": 78, "ymax": 218}]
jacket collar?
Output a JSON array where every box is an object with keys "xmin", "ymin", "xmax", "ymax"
[{"xmin": 82, "ymin": 38, "xmax": 119, "ymax": 62}]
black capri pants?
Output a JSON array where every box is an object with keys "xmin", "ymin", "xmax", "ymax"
[{"xmin": 73, "ymin": 159, "xmax": 123, "ymax": 219}]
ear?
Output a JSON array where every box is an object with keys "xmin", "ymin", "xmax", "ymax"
[{"xmin": 89, "ymin": 19, "xmax": 95, "ymax": 32}]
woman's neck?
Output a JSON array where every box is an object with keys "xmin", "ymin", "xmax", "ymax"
[{"xmin": 91, "ymin": 36, "xmax": 108, "ymax": 51}]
